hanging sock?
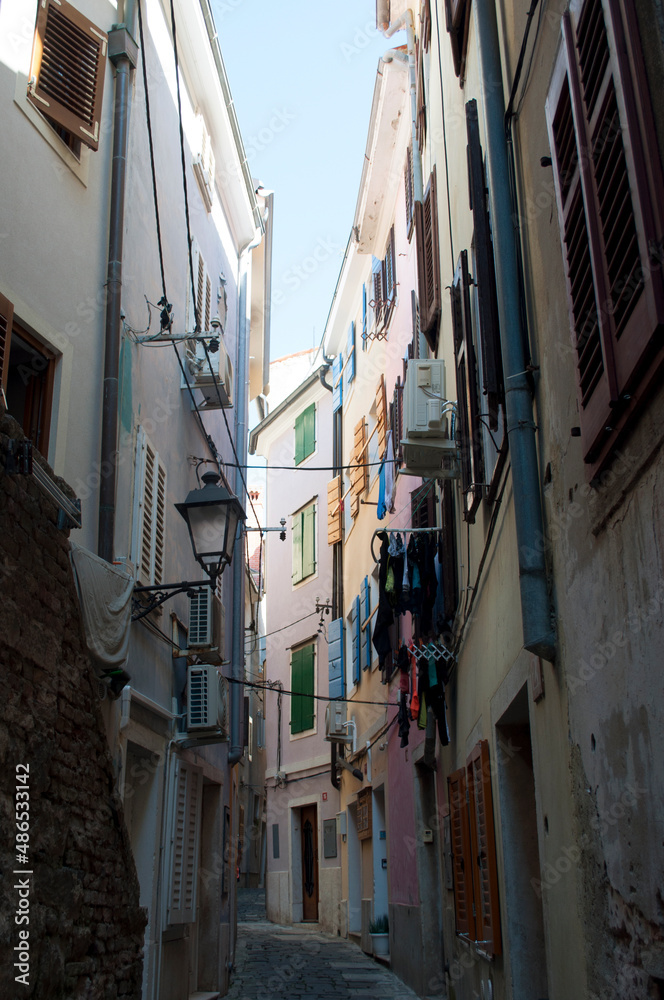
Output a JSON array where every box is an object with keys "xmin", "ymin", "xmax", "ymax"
[{"xmin": 398, "ymin": 690, "xmax": 411, "ymax": 747}]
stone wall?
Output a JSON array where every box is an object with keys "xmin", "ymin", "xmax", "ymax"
[{"xmin": 0, "ymin": 414, "xmax": 146, "ymax": 999}]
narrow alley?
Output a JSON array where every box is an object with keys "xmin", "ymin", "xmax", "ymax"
[{"xmin": 229, "ymin": 890, "xmax": 424, "ymax": 1000}]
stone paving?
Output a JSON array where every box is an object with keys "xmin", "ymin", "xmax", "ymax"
[{"xmin": 228, "ymin": 889, "xmax": 423, "ymax": 1000}]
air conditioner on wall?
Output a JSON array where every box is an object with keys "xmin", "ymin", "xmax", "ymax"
[
  {"xmin": 401, "ymin": 359, "xmax": 460, "ymax": 480},
  {"xmin": 325, "ymin": 701, "xmax": 351, "ymax": 743},
  {"xmin": 186, "ymin": 664, "xmax": 229, "ymax": 736},
  {"xmin": 187, "ymin": 335, "xmax": 234, "ymax": 409},
  {"xmin": 188, "ymin": 588, "xmax": 225, "ymax": 666}
]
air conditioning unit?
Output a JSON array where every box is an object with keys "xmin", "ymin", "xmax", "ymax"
[
  {"xmin": 187, "ymin": 335, "xmax": 234, "ymax": 408},
  {"xmin": 188, "ymin": 588, "xmax": 225, "ymax": 665},
  {"xmin": 404, "ymin": 359, "xmax": 448, "ymax": 437},
  {"xmin": 192, "ymin": 113, "xmax": 215, "ymax": 212},
  {"xmin": 186, "ymin": 664, "xmax": 229, "ymax": 735},
  {"xmin": 325, "ymin": 701, "xmax": 351, "ymax": 743},
  {"xmin": 401, "ymin": 436, "xmax": 460, "ymax": 480}
]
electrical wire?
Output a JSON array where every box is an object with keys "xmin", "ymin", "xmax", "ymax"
[
  {"xmin": 229, "ymin": 460, "xmax": 389, "ymax": 471},
  {"xmin": 231, "ymin": 676, "xmax": 396, "ymax": 708},
  {"xmin": 243, "ymin": 610, "xmax": 320, "ymax": 648}
]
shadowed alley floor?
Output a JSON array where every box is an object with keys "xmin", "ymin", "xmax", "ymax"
[{"xmin": 228, "ymin": 889, "xmax": 424, "ymax": 999}]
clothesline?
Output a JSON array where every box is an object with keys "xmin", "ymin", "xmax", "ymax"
[{"xmin": 370, "ymin": 527, "xmax": 442, "ymax": 563}]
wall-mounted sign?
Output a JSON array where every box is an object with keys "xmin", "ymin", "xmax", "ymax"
[{"xmin": 357, "ymin": 787, "xmax": 372, "ymax": 841}]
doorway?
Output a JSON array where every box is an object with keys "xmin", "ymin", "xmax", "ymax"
[{"xmin": 301, "ymin": 804, "xmax": 319, "ymax": 921}]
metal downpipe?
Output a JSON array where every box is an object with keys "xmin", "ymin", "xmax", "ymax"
[
  {"xmin": 228, "ymin": 266, "xmax": 249, "ymax": 764},
  {"xmin": 474, "ymin": 0, "xmax": 556, "ymax": 661},
  {"xmin": 98, "ymin": 17, "xmax": 135, "ymax": 562}
]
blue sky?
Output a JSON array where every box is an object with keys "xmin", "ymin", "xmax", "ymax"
[{"xmin": 212, "ymin": 0, "xmax": 397, "ymax": 361}]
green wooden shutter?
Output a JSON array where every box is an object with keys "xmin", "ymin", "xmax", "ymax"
[
  {"xmin": 303, "ymin": 403, "xmax": 315, "ymax": 459},
  {"xmin": 292, "ymin": 512, "xmax": 303, "ymax": 583},
  {"xmin": 302, "ymin": 503, "xmax": 316, "ymax": 579},
  {"xmin": 291, "ymin": 647, "xmax": 303, "ymax": 733},
  {"xmin": 292, "ymin": 644, "xmax": 315, "ymax": 734},
  {"xmin": 294, "ymin": 411, "xmax": 305, "ymax": 465}
]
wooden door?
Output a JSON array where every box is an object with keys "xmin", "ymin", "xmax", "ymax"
[{"xmin": 301, "ymin": 804, "xmax": 319, "ymax": 921}]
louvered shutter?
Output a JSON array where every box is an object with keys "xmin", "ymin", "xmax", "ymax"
[
  {"xmin": 295, "ymin": 403, "xmax": 315, "ymax": 465},
  {"xmin": 385, "ymin": 228, "xmax": 396, "ymax": 305},
  {"xmin": 168, "ymin": 760, "xmax": 202, "ymax": 924},
  {"xmin": 372, "ymin": 256, "xmax": 384, "ymax": 331},
  {"xmin": 440, "ymin": 479, "xmax": 459, "ymax": 619},
  {"xmin": 132, "ymin": 427, "xmax": 167, "ymax": 586},
  {"xmin": 547, "ymin": 0, "xmax": 664, "ymax": 473},
  {"xmin": 466, "ymin": 99, "xmax": 503, "ymax": 430},
  {"xmin": 327, "ymin": 476, "xmax": 343, "ymax": 545},
  {"xmin": 375, "ymin": 375, "xmax": 388, "ymax": 459},
  {"xmin": 416, "ymin": 170, "xmax": 442, "ymax": 350},
  {"xmin": 291, "ymin": 647, "xmax": 303, "ymax": 733},
  {"xmin": 467, "ymin": 741, "xmax": 502, "ymax": 956},
  {"xmin": 292, "ymin": 511, "xmax": 303, "ymax": 583},
  {"xmin": 347, "ymin": 322, "xmax": 356, "ymax": 383},
  {"xmin": 0, "ymin": 292, "xmax": 14, "ymax": 397},
  {"xmin": 332, "ymin": 352, "xmax": 344, "ymax": 412},
  {"xmin": 421, "ymin": 0, "xmax": 432, "ymax": 51},
  {"xmin": 405, "ymin": 144, "xmax": 415, "ymax": 238},
  {"xmin": 416, "ymin": 41, "xmax": 426, "ymax": 150},
  {"xmin": 448, "ymin": 767, "xmax": 476, "ymax": 939},
  {"xmin": 452, "ymin": 251, "xmax": 484, "ymax": 523},
  {"xmin": 27, "ymin": 0, "xmax": 108, "ymax": 151},
  {"xmin": 186, "ymin": 241, "xmax": 201, "ymax": 335},
  {"xmin": 445, "ymin": 0, "xmax": 471, "ymax": 80},
  {"xmin": 328, "ymin": 618, "xmax": 345, "ymax": 700},
  {"xmin": 350, "ymin": 418, "xmax": 368, "ymax": 514},
  {"xmin": 302, "ymin": 502, "xmax": 316, "ymax": 579},
  {"xmin": 351, "ymin": 596, "xmax": 361, "ymax": 686},
  {"xmin": 361, "ymin": 576, "xmax": 371, "ymax": 671},
  {"xmin": 362, "ymin": 284, "xmax": 368, "ymax": 351}
]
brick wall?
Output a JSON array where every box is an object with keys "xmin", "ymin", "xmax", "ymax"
[{"xmin": 0, "ymin": 414, "xmax": 146, "ymax": 999}]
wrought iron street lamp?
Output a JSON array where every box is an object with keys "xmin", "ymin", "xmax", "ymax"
[{"xmin": 132, "ymin": 472, "xmax": 246, "ymax": 621}]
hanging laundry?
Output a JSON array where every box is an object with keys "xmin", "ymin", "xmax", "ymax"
[
  {"xmin": 372, "ymin": 531, "xmax": 394, "ymax": 669},
  {"xmin": 377, "ymin": 430, "xmax": 396, "ymax": 519}
]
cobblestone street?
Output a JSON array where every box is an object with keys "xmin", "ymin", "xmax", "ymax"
[{"xmin": 228, "ymin": 890, "xmax": 423, "ymax": 1000}]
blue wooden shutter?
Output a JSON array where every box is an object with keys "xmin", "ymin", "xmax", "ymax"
[
  {"xmin": 361, "ymin": 576, "xmax": 371, "ymax": 671},
  {"xmin": 362, "ymin": 284, "xmax": 367, "ymax": 350},
  {"xmin": 347, "ymin": 322, "xmax": 356, "ymax": 383},
  {"xmin": 351, "ymin": 595, "xmax": 361, "ymax": 686},
  {"xmin": 302, "ymin": 502, "xmax": 316, "ymax": 579},
  {"xmin": 328, "ymin": 617, "xmax": 345, "ymax": 700},
  {"xmin": 332, "ymin": 352, "xmax": 343, "ymax": 412},
  {"xmin": 292, "ymin": 512, "xmax": 303, "ymax": 583}
]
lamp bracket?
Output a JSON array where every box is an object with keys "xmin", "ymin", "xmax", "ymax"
[{"xmin": 132, "ymin": 579, "xmax": 214, "ymax": 622}]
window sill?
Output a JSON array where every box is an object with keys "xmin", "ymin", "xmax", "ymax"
[{"xmin": 14, "ymin": 72, "xmax": 91, "ymax": 186}]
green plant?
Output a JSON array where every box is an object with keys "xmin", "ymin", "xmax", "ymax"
[{"xmin": 369, "ymin": 914, "xmax": 389, "ymax": 934}]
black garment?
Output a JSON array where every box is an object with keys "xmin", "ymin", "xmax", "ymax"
[
  {"xmin": 372, "ymin": 531, "xmax": 394, "ymax": 668},
  {"xmin": 398, "ymin": 690, "xmax": 410, "ymax": 747}
]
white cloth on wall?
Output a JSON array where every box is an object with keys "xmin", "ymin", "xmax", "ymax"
[{"xmin": 69, "ymin": 541, "xmax": 134, "ymax": 670}]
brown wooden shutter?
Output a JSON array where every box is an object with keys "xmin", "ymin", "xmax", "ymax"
[
  {"xmin": 466, "ymin": 99, "xmax": 503, "ymax": 430},
  {"xmin": 452, "ymin": 251, "xmax": 484, "ymax": 522},
  {"xmin": 28, "ymin": 0, "xmax": 108, "ymax": 151},
  {"xmin": 548, "ymin": 0, "xmax": 664, "ymax": 473},
  {"xmin": 404, "ymin": 145, "xmax": 415, "ymax": 239},
  {"xmin": 0, "ymin": 292, "xmax": 14, "ymax": 399},
  {"xmin": 416, "ymin": 41, "xmax": 426, "ymax": 150},
  {"xmin": 466, "ymin": 741, "xmax": 502, "ymax": 956},
  {"xmin": 327, "ymin": 476, "xmax": 343, "ymax": 545},
  {"xmin": 350, "ymin": 418, "xmax": 368, "ymax": 510},
  {"xmin": 448, "ymin": 767, "xmax": 476, "ymax": 939},
  {"xmin": 445, "ymin": 0, "xmax": 471, "ymax": 80},
  {"xmin": 421, "ymin": 0, "xmax": 432, "ymax": 52},
  {"xmin": 411, "ymin": 481, "xmax": 435, "ymax": 529},
  {"xmin": 416, "ymin": 169, "xmax": 442, "ymax": 352},
  {"xmin": 375, "ymin": 375, "xmax": 388, "ymax": 458}
]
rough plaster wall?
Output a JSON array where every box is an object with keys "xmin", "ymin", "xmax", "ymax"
[{"xmin": 0, "ymin": 414, "xmax": 146, "ymax": 999}]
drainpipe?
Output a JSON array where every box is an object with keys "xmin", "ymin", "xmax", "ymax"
[
  {"xmin": 474, "ymin": 0, "xmax": 556, "ymax": 661},
  {"xmin": 381, "ymin": 10, "xmax": 424, "ymax": 205},
  {"xmin": 228, "ymin": 262, "xmax": 250, "ymax": 765},
  {"xmin": 98, "ymin": 7, "xmax": 138, "ymax": 561}
]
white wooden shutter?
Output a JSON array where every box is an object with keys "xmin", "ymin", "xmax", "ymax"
[
  {"xmin": 168, "ymin": 759, "xmax": 203, "ymax": 924},
  {"xmin": 131, "ymin": 427, "xmax": 167, "ymax": 585}
]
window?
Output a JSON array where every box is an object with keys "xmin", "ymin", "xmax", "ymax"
[
  {"xmin": 349, "ymin": 417, "xmax": 369, "ymax": 519},
  {"xmin": 405, "ymin": 145, "xmax": 415, "ymax": 240},
  {"xmin": 132, "ymin": 427, "xmax": 167, "ymax": 586},
  {"xmin": 27, "ymin": 0, "xmax": 107, "ymax": 153},
  {"xmin": 291, "ymin": 643, "xmax": 315, "ymax": 734},
  {"xmin": 350, "ymin": 595, "xmax": 361, "ymax": 686},
  {"xmin": 415, "ymin": 169, "xmax": 442, "ymax": 351},
  {"xmin": 445, "ymin": 0, "xmax": 471, "ymax": 82},
  {"xmin": 546, "ymin": 0, "xmax": 664, "ymax": 476},
  {"xmin": 168, "ymin": 759, "xmax": 202, "ymax": 924},
  {"xmin": 294, "ymin": 403, "xmax": 316, "ymax": 465},
  {"xmin": 411, "ymin": 481, "xmax": 436, "ymax": 529},
  {"xmin": 346, "ymin": 322, "xmax": 356, "ymax": 385},
  {"xmin": 451, "ymin": 250, "xmax": 484, "ymax": 523},
  {"xmin": 186, "ymin": 240, "xmax": 212, "ymax": 335},
  {"xmin": 370, "ymin": 228, "xmax": 397, "ymax": 336},
  {"xmin": 328, "ymin": 617, "xmax": 345, "ymax": 699},
  {"xmin": 448, "ymin": 740, "xmax": 501, "ymax": 955},
  {"xmin": 292, "ymin": 499, "xmax": 316, "ymax": 584},
  {"xmin": 1, "ymin": 300, "xmax": 56, "ymax": 459}
]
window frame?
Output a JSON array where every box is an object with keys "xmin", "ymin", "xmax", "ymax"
[
  {"xmin": 294, "ymin": 402, "xmax": 316, "ymax": 466},
  {"xmin": 415, "ymin": 169, "xmax": 442, "ymax": 352},
  {"xmin": 291, "ymin": 498, "xmax": 317, "ymax": 585}
]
